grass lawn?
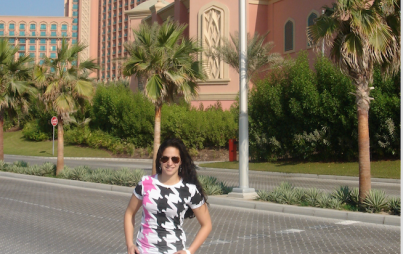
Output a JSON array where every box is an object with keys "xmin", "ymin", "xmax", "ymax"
[
  {"xmin": 4, "ymin": 131, "xmax": 112, "ymax": 158},
  {"xmin": 199, "ymin": 160, "xmax": 401, "ymax": 179}
]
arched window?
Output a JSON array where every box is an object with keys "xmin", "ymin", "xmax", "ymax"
[
  {"xmin": 307, "ymin": 12, "xmax": 318, "ymax": 47},
  {"xmin": 284, "ymin": 20, "xmax": 294, "ymax": 52}
]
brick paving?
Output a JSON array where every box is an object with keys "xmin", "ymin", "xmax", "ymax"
[{"xmin": 0, "ymin": 176, "xmax": 400, "ymax": 254}]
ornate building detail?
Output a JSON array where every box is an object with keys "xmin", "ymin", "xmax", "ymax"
[
  {"xmin": 202, "ymin": 8, "xmax": 223, "ymax": 79},
  {"xmin": 80, "ymin": 0, "xmax": 91, "ymax": 61},
  {"xmin": 198, "ymin": 2, "xmax": 230, "ymax": 84}
]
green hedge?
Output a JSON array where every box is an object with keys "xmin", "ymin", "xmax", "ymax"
[
  {"xmin": 249, "ymin": 52, "xmax": 400, "ymax": 161},
  {"xmin": 90, "ymin": 84, "xmax": 237, "ymax": 149},
  {"xmin": 91, "ymin": 83, "xmax": 155, "ymax": 148}
]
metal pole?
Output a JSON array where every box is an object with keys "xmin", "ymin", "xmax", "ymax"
[
  {"xmin": 53, "ymin": 125, "xmax": 55, "ymax": 156},
  {"xmin": 239, "ymin": 0, "xmax": 248, "ymax": 189},
  {"xmin": 321, "ymin": 9, "xmax": 325, "ymax": 55},
  {"xmin": 228, "ymin": 0, "xmax": 256, "ymax": 199}
]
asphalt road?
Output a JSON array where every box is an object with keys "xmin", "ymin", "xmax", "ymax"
[
  {"xmin": 4, "ymin": 155, "xmax": 400, "ymax": 197},
  {"xmin": 0, "ymin": 177, "xmax": 400, "ymax": 254}
]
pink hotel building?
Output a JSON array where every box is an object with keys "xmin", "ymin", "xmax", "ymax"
[{"xmin": 1, "ymin": 0, "xmax": 334, "ymax": 109}]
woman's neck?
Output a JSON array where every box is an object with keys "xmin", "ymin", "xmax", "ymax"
[{"xmin": 158, "ymin": 174, "xmax": 181, "ymax": 186}]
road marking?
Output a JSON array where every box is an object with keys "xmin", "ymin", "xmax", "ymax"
[
  {"xmin": 238, "ymin": 234, "xmax": 268, "ymax": 240},
  {"xmin": 275, "ymin": 229, "xmax": 305, "ymax": 234},
  {"xmin": 202, "ymin": 239, "xmax": 235, "ymax": 246},
  {"xmin": 335, "ymin": 220, "xmax": 361, "ymax": 225},
  {"xmin": 309, "ymin": 225, "xmax": 335, "ymax": 229}
]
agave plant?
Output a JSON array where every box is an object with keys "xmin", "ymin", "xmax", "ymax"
[
  {"xmin": 332, "ymin": 186, "xmax": 351, "ymax": 204},
  {"xmin": 316, "ymin": 194, "xmax": 332, "ymax": 208},
  {"xmin": 281, "ymin": 189, "xmax": 298, "ymax": 205},
  {"xmin": 70, "ymin": 166, "xmax": 91, "ymax": 181},
  {"xmin": 28, "ymin": 165, "xmax": 44, "ymax": 176},
  {"xmin": 13, "ymin": 160, "xmax": 28, "ymax": 167},
  {"xmin": 294, "ymin": 188, "xmax": 307, "ymax": 203},
  {"xmin": 41, "ymin": 162, "xmax": 55, "ymax": 175},
  {"xmin": 305, "ymin": 188, "xmax": 322, "ymax": 207},
  {"xmin": 268, "ymin": 190, "xmax": 283, "ymax": 203},
  {"xmin": 363, "ymin": 190, "xmax": 389, "ymax": 213},
  {"xmin": 256, "ymin": 190, "xmax": 270, "ymax": 201},
  {"xmin": 203, "ymin": 184, "xmax": 223, "ymax": 196},
  {"xmin": 0, "ymin": 160, "xmax": 7, "ymax": 171},
  {"xmin": 388, "ymin": 197, "xmax": 401, "ymax": 216},
  {"xmin": 350, "ymin": 188, "xmax": 360, "ymax": 206},
  {"xmin": 328, "ymin": 198, "xmax": 342, "ymax": 210}
]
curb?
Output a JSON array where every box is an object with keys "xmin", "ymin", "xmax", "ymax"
[
  {"xmin": 198, "ymin": 167, "xmax": 401, "ymax": 184},
  {"xmin": 5, "ymin": 154, "xmax": 400, "ymax": 184},
  {"xmin": 1, "ymin": 171, "xmax": 400, "ymax": 227}
]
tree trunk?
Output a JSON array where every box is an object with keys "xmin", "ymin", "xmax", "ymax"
[
  {"xmin": 152, "ymin": 105, "xmax": 162, "ymax": 175},
  {"xmin": 56, "ymin": 115, "xmax": 64, "ymax": 175},
  {"xmin": 357, "ymin": 107, "xmax": 371, "ymax": 203},
  {"xmin": 0, "ymin": 110, "xmax": 4, "ymax": 161}
]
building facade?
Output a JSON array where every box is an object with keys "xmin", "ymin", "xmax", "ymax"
[
  {"xmin": 125, "ymin": 0, "xmax": 334, "ymax": 109},
  {"xmin": 0, "ymin": 16, "xmax": 73, "ymax": 63},
  {"xmin": 1, "ymin": 0, "xmax": 335, "ymax": 109}
]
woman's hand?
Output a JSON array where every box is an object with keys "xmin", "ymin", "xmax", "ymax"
[{"xmin": 127, "ymin": 244, "xmax": 140, "ymax": 254}]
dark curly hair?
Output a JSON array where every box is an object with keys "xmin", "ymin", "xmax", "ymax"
[{"xmin": 156, "ymin": 138, "xmax": 207, "ymax": 219}]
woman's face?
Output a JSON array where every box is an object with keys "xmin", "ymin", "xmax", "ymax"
[{"xmin": 160, "ymin": 146, "xmax": 182, "ymax": 178}]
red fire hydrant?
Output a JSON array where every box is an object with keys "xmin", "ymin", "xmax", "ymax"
[{"xmin": 229, "ymin": 139, "xmax": 237, "ymax": 162}]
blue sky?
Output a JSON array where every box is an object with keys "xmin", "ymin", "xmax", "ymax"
[{"xmin": 0, "ymin": 0, "xmax": 65, "ymax": 16}]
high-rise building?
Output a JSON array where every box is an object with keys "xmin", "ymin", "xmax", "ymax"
[
  {"xmin": 64, "ymin": 0, "xmax": 148, "ymax": 80},
  {"xmin": 64, "ymin": 0, "xmax": 99, "ymax": 78},
  {"xmin": 0, "ymin": 16, "xmax": 72, "ymax": 63}
]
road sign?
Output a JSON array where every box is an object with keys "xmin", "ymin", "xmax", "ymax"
[{"xmin": 51, "ymin": 116, "xmax": 58, "ymax": 126}]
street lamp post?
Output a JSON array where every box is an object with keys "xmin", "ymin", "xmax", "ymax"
[{"xmin": 228, "ymin": 0, "xmax": 257, "ymax": 199}]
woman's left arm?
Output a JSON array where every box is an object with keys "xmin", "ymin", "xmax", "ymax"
[{"xmin": 174, "ymin": 204, "xmax": 212, "ymax": 254}]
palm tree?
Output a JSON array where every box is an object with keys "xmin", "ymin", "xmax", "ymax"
[
  {"xmin": 123, "ymin": 20, "xmax": 206, "ymax": 174},
  {"xmin": 34, "ymin": 39, "xmax": 98, "ymax": 175},
  {"xmin": 308, "ymin": 0, "xmax": 400, "ymax": 202},
  {"xmin": 0, "ymin": 38, "xmax": 36, "ymax": 160},
  {"xmin": 208, "ymin": 31, "xmax": 282, "ymax": 84}
]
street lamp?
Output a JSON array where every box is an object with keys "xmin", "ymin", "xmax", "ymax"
[{"xmin": 228, "ymin": 0, "xmax": 257, "ymax": 199}]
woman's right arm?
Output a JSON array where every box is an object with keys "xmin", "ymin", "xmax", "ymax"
[{"xmin": 124, "ymin": 194, "xmax": 142, "ymax": 254}]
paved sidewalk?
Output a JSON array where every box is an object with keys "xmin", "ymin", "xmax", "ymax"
[{"xmin": 0, "ymin": 171, "xmax": 400, "ymax": 227}]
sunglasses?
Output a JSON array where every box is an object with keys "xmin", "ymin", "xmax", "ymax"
[{"xmin": 160, "ymin": 156, "xmax": 181, "ymax": 164}]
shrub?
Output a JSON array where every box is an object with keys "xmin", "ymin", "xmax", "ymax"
[
  {"xmin": 22, "ymin": 121, "xmax": 50, "ymax": 141},
  {"xmin": 248, "ymin": 52, "xmax": 400, "ymax": 161},
  {"xmin": 91, "ymin": 84, "xmax": 154, "ymax": 147}
]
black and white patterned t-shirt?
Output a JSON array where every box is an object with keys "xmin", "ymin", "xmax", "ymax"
[{"xmin": 133, "ymin": 175, "xmax": 204, "ymax": 254}]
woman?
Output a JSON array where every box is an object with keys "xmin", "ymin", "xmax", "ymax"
[{"xmin": 124, "ymin": 138, "xmax": 212, "ymax": 254}]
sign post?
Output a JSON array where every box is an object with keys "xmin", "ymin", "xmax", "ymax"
[{"xmin": 51, "ymin": 116, "xmax": 58, "ymax": 156}]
